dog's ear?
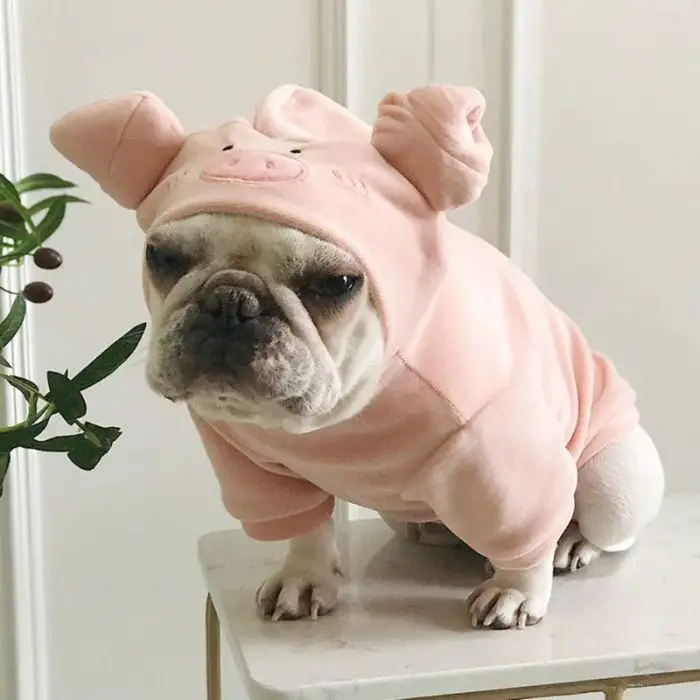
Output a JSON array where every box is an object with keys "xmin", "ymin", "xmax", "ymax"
[
  {"xmin": 254, "ymin": 84, "xmax": 370, "ymax": 142},
  {"xmin": 371, "ymin": 85, "xmax": 493, "ymax": 211},
  {"xmin": 50, "ymin": 92, "xmax": 185, "ymax": 209}
]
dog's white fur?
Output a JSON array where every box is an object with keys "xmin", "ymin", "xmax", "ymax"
[
  {"xmin": 255, "ymin": 520, "xmax": 342, "ymax": 621},
  {"xmin": 144, "ymin": 213, "xmax": 665, "ymax": 629}
]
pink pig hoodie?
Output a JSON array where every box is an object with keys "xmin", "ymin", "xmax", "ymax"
[{"xmin": 50, "ymin": 85, "xmax": 639, "ymax": 570}]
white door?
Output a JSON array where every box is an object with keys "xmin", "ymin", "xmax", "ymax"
[{"xmin": 0, "ymin": 1, "xmax": 697, "ymax": 699}]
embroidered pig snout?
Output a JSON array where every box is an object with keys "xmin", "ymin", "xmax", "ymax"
[{"xmin": 200, "ymin": 150, "xmax": 306, "ymax": 184}]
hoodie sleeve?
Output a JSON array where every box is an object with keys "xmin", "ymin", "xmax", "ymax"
[
  {"xmin": 403, "ymin": 384, "xmax": 578, "ymax": 570},
  {"xmin": 190, "ymin": 412, "xmax": 334, "ymax": 541}
]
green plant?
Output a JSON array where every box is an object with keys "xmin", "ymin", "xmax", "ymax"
[{"xmin": 0, "ymin": 171, "xmax": 146, "ymax": 496}]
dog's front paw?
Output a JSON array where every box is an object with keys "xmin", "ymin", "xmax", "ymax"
[
  {"xmin": 466, "ymin": 555, "xmax": 553, "ymax": 630},
  {"xmin": 466, "ymin": 582, "xmax": 546, "ymax": 629},
  {"xmin": 256, "ymin": 559, "xmax": 342, "ymax": 622}
]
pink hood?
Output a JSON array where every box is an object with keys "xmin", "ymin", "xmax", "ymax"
[{"xmin": 49, "ymin": 84, "xmax": 492, "ymax": 357}]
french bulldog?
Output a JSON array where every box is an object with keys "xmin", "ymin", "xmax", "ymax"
[{"xmin": 50, "ymin": 84, "xmax": 664, "ymax": 629}]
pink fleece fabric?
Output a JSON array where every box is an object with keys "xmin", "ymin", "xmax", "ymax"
[{"xmin": 50, "ymin": 85, "xmax": 639, "ymax": 570}]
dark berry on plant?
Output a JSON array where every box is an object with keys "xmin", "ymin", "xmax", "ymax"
[
  {"xmin": 22, "ymin": 281, "xmax": 54, "ymax": 304},
  {"xmin": 33, "ymin": 247, "xmax": 63, "ymax": 270}
]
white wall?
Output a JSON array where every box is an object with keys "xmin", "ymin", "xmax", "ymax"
[
  {"xmin": 537, "ymin": 3, "xmax": 700, "ymax": 696},
  {"xmin": 538, "ymin": 0, "xmax": 700, "ymax": 494},
  {"xmin": 1, "ymin": 1, "xmax": 698, "ymax": 699}
]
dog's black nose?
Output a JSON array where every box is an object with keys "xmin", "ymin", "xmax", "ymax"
[{"xmin": 198, "ymin": 286, "xmax": 261, "ymax": 326}]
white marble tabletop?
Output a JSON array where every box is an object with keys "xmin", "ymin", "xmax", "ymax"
[{"xmin": 199, "ymin": 494, "xmax": 700, "ymax": 700}]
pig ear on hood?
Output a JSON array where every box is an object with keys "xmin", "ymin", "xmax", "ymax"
[
  {"xmin": 50, "ymin": 92, "xmax": 185, "ymax": 210},
  {"xmin": 371, "ymin": 85, "xmax": 493, "ymax": 211},
  {"xmin": 254, "ymin": 84, "xmax": 371, "ymax": 142}
]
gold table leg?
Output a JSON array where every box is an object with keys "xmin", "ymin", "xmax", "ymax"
[
  {"xmin": 423, "ymin": 669, "xmax": 700, "ymax": 699},
  {"xmin": 604, "ymin": 686, "xmax": 626, "ymax": 699},
  {"xmin": 206, "ymin": 594, "xmax": 221, "ymax": 700}
]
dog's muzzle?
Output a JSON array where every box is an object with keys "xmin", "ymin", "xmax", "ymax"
[{"xmin": 158, "ymin": 272, "xmax": 314, "ymax": 403}]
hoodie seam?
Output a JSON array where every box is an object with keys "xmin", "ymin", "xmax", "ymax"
[
  {"xmin": 106, "ymin": 95, "xmax": 146, "ymax": 179},
  {"xmin": 110, "ymin": 95, "xmax": 183, "ymax": 208},
  {"xmin": 396, "ymin": 351, "xmax": 467, "ymax": 427}
]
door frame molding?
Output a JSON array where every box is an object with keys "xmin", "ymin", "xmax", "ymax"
[
  {"xmin": 500, "ymin": 0, "xmax": 544, "ymax": 277},
  {"xmin": 0, "ymin": 1, "xmax": 49, "ymax": 699}
]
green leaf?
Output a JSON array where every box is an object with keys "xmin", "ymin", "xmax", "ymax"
[
  {"xmin": 4, "ymin": 198, "xmax": 68, "ymax": 262},
  {"xmin": 32, "ymin": 198, "xmax": 66, "ymax": 246},
  {"xmin": 73, "ymin": 322, "xmax": 147, "ymax": 391},
  {"xmin": 46, "ymin": 371, "xmax": 87, "ymax": 423},
  {"xmin": 23, "ymin": 433, "xmax": 84, "ymax": 453},
  {"xmin": 15, "ymin": 173, "xmax": 76, "ymax": 195},
  {"xmin": 0, "ymin": 201, "xmax": 24, "ymax": 222},
  {"xmin": 0, "ymin": 173, "xmax": 23, "ymax": 210},
  {"xmin": 0, "ymin": 355, "xmax": 10, "ymax": 368},
  {"xmin": 27, "ymin": 194, "xmax": 88, "ymax": 217},
  {"xmin": 0, "ymin": 219, "xmax": 27, "ymax": 240},
  {"xmin": 84, "ymin": 422, "xmax": 121, "ymax": 449},
  {"xmin": 83, "ymin": 431, "xmax": 101, "ymax": 447},
  {"xmin": 67, "ymin": 436, "xmax": 108, "ymax": 471},
  {"xmin": 3, "ymin": 375, "xmax": 39, "ymax": 402},
  {"xmin": 0, "ymin": 452, "xmax": 9, "ymax": 498},
  {"xmin": 0, "ymin": 294, "xmax": 26, "ymax": 349},
  {"xmin": 0, "ymin": 418, "xmax": 50, "ymax": 453},
  {"xmin": 0, "ymin": 376, "xmax": 40, "ymax": 424}
]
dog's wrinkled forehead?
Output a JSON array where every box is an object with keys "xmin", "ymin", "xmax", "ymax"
[{"xmin": 150, "ymin": 213, "xmax": 362, "ymax": 287}]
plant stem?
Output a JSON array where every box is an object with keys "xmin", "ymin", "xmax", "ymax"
[{"xmin": 0, "ymin": 373, "xmax": 54, "ymax": 431}]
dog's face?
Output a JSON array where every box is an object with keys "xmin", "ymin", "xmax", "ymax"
[{"xmin": 143, "ymin": 213, "xmax": 385, "ymax": 432}]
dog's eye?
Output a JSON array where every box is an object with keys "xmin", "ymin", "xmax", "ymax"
[
  {"xmin": 303, "ymin": 275, "xmax": 362, "ymax": 301},
  {"xmin": 145, "ymin": 242, "xmax": 191, "ymax": 279},
  {"xmin": 289, "ymin": 148, "xmax": 302, "ymax": 154}
]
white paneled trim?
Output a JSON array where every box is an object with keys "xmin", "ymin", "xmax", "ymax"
[
  {"xmin": 315, "ymin": 0, "xmax": 346, "ymax": 102},
  {"xmin": 315, "ymin": 0, "xmax": 356, "ymax": 108},
  {"xmin": 0, "ymin": 2, "xmax": 48, "ymax": 699},
  {"xmin": 500, "ymin": 0, "xmax": 544, "ymax": 277},
  {"xmin": 430, "ymin": 0, "xmax": 509, "ymax": 247}
]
